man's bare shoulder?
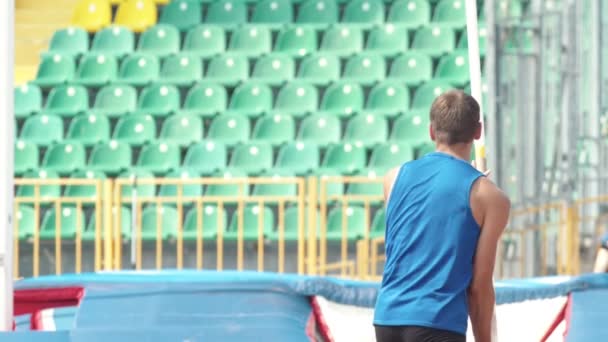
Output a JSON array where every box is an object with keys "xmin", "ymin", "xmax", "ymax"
[
  {"xmin": 471, "ymin": 177, "xmax": 511, "ymax": 226},
  {"xmin": 383, "ymin": 166, "xmax": 401, "ymax": 202}
]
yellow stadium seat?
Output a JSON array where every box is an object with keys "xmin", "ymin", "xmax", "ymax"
[
  {"xmin": 71, "ymin": 0, "xmax": 112, "ymax": 33},
  {"xmin": 114, "ymin": 0, "xmax": 158, "ymax": 33}
]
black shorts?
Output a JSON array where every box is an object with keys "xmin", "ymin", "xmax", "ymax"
[{"xmin": 374, "ymin": 324, "xmax": 466, "ymax": 342}]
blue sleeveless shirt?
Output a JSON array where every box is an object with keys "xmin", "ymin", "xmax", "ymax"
[{"xmin": 373, "ymin": 152, "xmax": 484, "ymax": 335}]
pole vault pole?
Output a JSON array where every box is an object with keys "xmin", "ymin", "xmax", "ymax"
[{"xmin": 465, "ymin": 0, "xmax": 498, "ymax": 341}]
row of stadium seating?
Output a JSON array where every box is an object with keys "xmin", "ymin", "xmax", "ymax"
[{"xmin": 15, "ymin": 203, "xmax": 387, "ymax": 241}]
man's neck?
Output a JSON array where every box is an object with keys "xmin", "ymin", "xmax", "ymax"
[{"xmin": 435, "ymin": 142, "xmax": 473, "ymax": 162}]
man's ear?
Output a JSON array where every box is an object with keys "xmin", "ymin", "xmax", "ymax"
[
  {"xmin": 429, "ymin": 123, "xmax": 436, "ymax": 141},
  {"xmin": 474, "ymin": 122, "xmax": 482, "ymax": 140}
]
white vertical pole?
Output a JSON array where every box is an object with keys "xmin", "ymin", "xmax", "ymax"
[{"xmin": 0, "ymin": 0, "xmax": 15, "ymax": 332}]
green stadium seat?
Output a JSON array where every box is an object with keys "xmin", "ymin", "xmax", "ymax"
[
  {"xmin": 205, "ymin": 168, "xmax": 249, "ymax": 197},
  {"xmin": 365, "ymin": 25, "xmax": 409, "ymax": 57},
  {"xmin": 229, "ymin": 142, "xmax": 273, "ymax": 175},
  {"xmin": 296, "ymin": 0, "xmax": 338, "ymax": 27},
  {"xmin": 183, "ymin": 205, "xmax": 226, "ymax": 240},
  {"xmin": 74, "ymin": 53, "xmax": 118, "ymax": 87},
  {"xmin": 88, "ymin": 140, "xmax": 132, "ymax": 174},
  {"xmin": 390, "ymin": 110, "xmax": 430, "ymax": 143},
  {"xmin": 40, "ymin": 206, "xmax": 86, "ymax": 240},
  {"xmin": 435, "ymin": 51, "xmax": 470, "ymax": 87},
  {"xmin": 207, "ymin": 112, "xmax": 250, "ymax": 146},
  {"xmin": 252, "ymin": 170, "xmax": 297, "ymax": 196},
  {"xmin": 251, "ymin": 113, "xmax": 295, "ymax": 146},
  {"xmin": 118, "ymin": 170, "xmax": 156, "ymax": 197},
  {"xmin": 275, "ymin": 141, "xmax": 319, "ymax": 175},
  {"xmin": 342, "ymin": 0, "xmax": 385, "ymax": 28},
  {"xmin": 274, "ymin": 26, "xmax": 318, "ymax": 57},
  {"xmin": 342, "ymin": 53, "xmax": 386, "ymax": 85},
  {"xmin": 91, "ymin": 26, "xmax": 135, "ymax": 58},
  {"xmin": 343, "ymin": 113, "xmax": 388, "ymax": 147},
  {"xmin": 274, "ymin": 81, "xmax": 318, "ymax": 117},
  {"xmin": 71, "ymin": 0, "xmax": 112, "ymax": 33},
  {"xmin": 159, "ymin": 113, "xmax": 203, "ymax": 146},
  {"xmin": 16, "ymin": 170, "xmax": 61, "ymax": 199},
  {"xmin": 226, "ymin": 204, "xmax": 274, "ymax": 241},
  {"xmin": 183, "ymin": 141, "xmax": 227, "ymax": 174},
  {"xmin": 113, "ymin": 114, "xmax": 156, "ymax": 146},
  {"xmin": 251, "ymin": 53, "xmax": 295, "ymax": 86},
  {"xmin": 457, "ymin": 26, "xmax": 487, "ymax": 57},
  {"xmin": 43, "ymin": 85, "xmax": 89, "ymax": 117},
  {"xmin": 48, "ymin": 27, "xmax": 89, "ymax": 57},
  {"xmin": 227, "ymin": 82, "xmax": 273, "ymax": 117},
  {"xmin": 416, "ymin": 141, "xmax": 435, "ymax": 158},
  {"xmin": 412, "ymin": 24, "xmax": 455, "ymax": 57},
  {"xmin": 41, "ymin": 142, "xmax": 86, "ymax": 175},
  {"xmin": 20, "ymin": 114, "xmax": 63, "ymax": 146},
  {"xmin": 158, "ymin": 169, "xmax": 203, "ymax": 198},
  {"xmin": 114, "ymin": 0, "xmax": 158, "ymax": 33},
  {"xmin": 205, "ymin": 0, "xmax": 247, "ymax": 27},
  {"xmin": 117, "ymin": 53, "xmax": 160, "ymax": 86},
  {"xmin": 160, "ymin": 54, "xmax": 203, "ymax": 86},
  {"xmin": 412, "ymin": 80, "xmax": 454, "ymax": 109},
  {"xmin": 269, "ymin": 205, "xmax": 319, "ymax": 241},
  {"xmin": 182, "ymin": 26, "xmax": 226, "ymax": 58},
  {"xmin": 93, "ymin": 84, "xmax": 137, "ymax": 117},
  {"xmin": 228, "ymin": 26, "xmax": 272, "ymax": 57},
  {"xmin": 297, "ymin": 53, "xmax": 340, "ymax": 85},
  {"xmin": 182, "ymin": 82, "xmax": 227, "ymax": 117},
  {"xmin": 85, "ymin": 206, "xmax": 131, "ymax": 241},
  {"xmin": 433, "ymin": 0, "xmax": 466, "ymax": 28},
  {"xmin": 313, "ymin": 167, "xmax": 344, "ymax": 198},
  {"xmin": 15, "ymin": 140, "xmax": 38, "ymax": 176},
  {"xmin": 66, "ymin": 112, "xmax": 111, "ymax": 146},
  {"xmin": 322, "ymin": 143, "xmax": 366, "ymax": 174},
  {"xmin": 15, "ymin": 84, "xmax": 42, "ymax": 118},
  {"xmin": 297, "ymin": 112, "xmax": 340, "ymax": 147},
  {"xmin": 140, "ymin": 205, "xmax": 178, "ymax": 241},
  {"xmin": 369, "ymin": 142, "xmax": 415, "ymax": 169},
  {"xmin": 135, "ymin": 141, "xmax": 181, "ymax": 174},
  {"xmin": 319, "ymin": 26, "xmax": 363, "ymax": 56},
  {"xmin": 370, "ymin": 208, "xmax": 385, "ymax": 238},
  {"xmin": 137, "ymin": 24, "xmax": 180, "ymax": 57},
  {"xmin": 205, "ymin": 54, "xmax": 249, "ymax": 86},
  {"xmin": 387, "ymin": 0, "xmax": 431, "ymax": 28},
  {"xmin": 136, "ymin": 83, "xmax": 180, "ymax": 117},
  {"xmin": 15, "ymin": 205, "xmax": 36, "ymax": 241},
  {"xmin": 320, "ymin": 81, "xmax": 364, "ymax": 117},
  {"xmin": 32, "ymin": 54, "xmax": 75, "ymax": 88},
  {"xmin": 388, "ymin": 51, "xmax": 433, "ymax": 86},
  {"xmin": 346, "ymin": 169, "xmax": 384, "ymax": 199},
  {"xmin": 64, "ymin": 169, "xmax": 107, "ymax": 198},
  {"xmin": 325, "ymin": 205, "xmax": 366, "ymax": 241},
  {"xmin": 365, "ymin": 81, "xmax": 409, "ymax": 117},
  {"xmin": 159, "ymin": 0, "xmax": 202, "ymax": 31},
  {"xmin": 251, "ymin": 0, "xmax": 293, "ymax": 28}
]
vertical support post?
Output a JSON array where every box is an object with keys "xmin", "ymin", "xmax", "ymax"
[
  {"xmin": 307, "ymin": 177, "xmax": 317, "ymax": 275},
  {"xmin": 103, "ymin": 180, "xmax": 113, "ymax": 271}
]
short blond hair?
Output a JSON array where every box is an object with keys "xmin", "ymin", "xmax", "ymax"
[{"xmin": 429, "ymin": 90, "xmax": 480, "ymax": 145}]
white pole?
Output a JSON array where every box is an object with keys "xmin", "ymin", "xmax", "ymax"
[{"xmin": 0, "ymin": 0, "xmax": 15, "ymax": 331}]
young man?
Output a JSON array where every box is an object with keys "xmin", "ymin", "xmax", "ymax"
[{"xmin": 373, "ymin": 90, "xmax": 511, "ymax": 342}]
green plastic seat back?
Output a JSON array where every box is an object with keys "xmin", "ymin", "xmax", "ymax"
[
  {"xmin": 275, "ymin": 82, "xmax": 318, "ymax": 115},
  {"xmin": 207, "ymin": 112, "xmax": 250, "ymax": 146},
  {"xmin": 35, "ymin": 53, "xmax": 75, "ymax": 84},
  {"xmin": 252, "ymin": 170, "xmax": 297, "ymax": 196},
  {"xmin": 366, "ymin": 81, "xmax": 410, "ymax": 114},
  {"xmin": 20, "ymin": 114, "xmax": 63, "ymax": 146},
  {"xmin": 435, "ymin": 51, "xmax": 470, "ymax": 85},
  {"xmin": 347, "ymin": 169, "xmax": 384, "ymax": 197},
  {"xmin": 365, "ymin": 25, "xmax": 409, "ymax": 55},
  {"xmin": 433, "ymin": 0, "xmax": 466, "ymax": 27},
  {"xmin": 369, "ymin": 142, "xmax": 415, "ymax": 169},
  {"xmin": 296, "ymin": 0, "xmax": 338, "ymax": 24},
  {"xmin": 412, "ymin": 25, "xmax": 455, "ymax": 57},
  {"xmin": 343, "ymin": 113, "xmax": 388, "ymax": 146},
  {"xmin": 137, "ymin": 24, "xmax": 181, "ymax": 56},
  {"xmin": 228, "ymin": 204, "xmax": 274, "ymax": 236},
  {"xmin": 158, "ymin": 169, "xmax": 203, "ymax": 197},
  {"xmin": 66, "ymin": 112, "xmax": 111, "ymax": 146},
  {"xmin": 17, "ymin": 169, "xmax": 61, "ymax": 198},
  {"xmin": 229, "ymin": 142, "xmax": 273, "ymax": 174},
  {"xmin": 205, "ymin": 0, "xmax": 247, "ymax": 25},
  {"xmin": 388, "ymin": 51, "xmax": 433, "ymax": 85},
  {"xmin": 41, "ymin": 142, "xmax": 86, "ymax": 174},
  {"xmin": 159, "ymin": 113, "xmax": 203, "ymax": 146},
  {"xmin": 15, "ymin": 140, "xmax": 39, "ymax": 175},
  {"xmin": 228, "ymin": 82, "xmax": 273, "ymax": 113},
  {"xmin": 113, "ymin": 114, "xmax": 156, "ymax": 146},
  {"xmin": 326, "ymin": 205, "xmax": 366, "ymax": 237},
  {"xmin": 457, "ymin": 26, "xmax": 487, "ymax": 56},
  {"xmin": 343, "ymin": 53, "xmax": 386, "ymax": 83},
  {"xmin": 205, "ymin": 169, "xmax": 248, "ymax": 197},
  {"xmin": 136, "ymin": 142, "xmax": 181, "ymax": 172},
  {"xmin": 276, "ymin": 141, "xmax": 319, "ymax": 174},
  {"xmin": 160, "ymin": 54, "xmax": 203, "ymax": 82},
  {"xmin": 251, "ymin": 113, "xmax": 295, "ymax": 145},
  {"xmin": 118, "ymin": 170, "xmax": 156, "ymax": 197},
  {"xmin": 89, "ymin": 140, "xmax": 132, "ymax": 173},
  {"xmin": 159, "ymin": 0, "xmax": 202, "ymax": 31},
  {"xmin": 412, "ymin": 80, "xmax": 454, "ymax": 109},
  {"xmin": 343, "ymin": 0, "xmax": 385, "ymax": 25},
  {"xmin": 141, "ymin": 205, "xmax": 178, "ymax": 237},
  {"xmin": 297, "ymin": 54, "xmax": 340, "ymax": 83},
  {"xmin": 15, "ymin": 205, "xmax": 36, "ymax": 240},
  {"xmin": 251, "ymin": 53, "xmax": 295, "ymax": 83},
  {"xmin": 138, "ymin": 83, "xmax": 180, "ymax": 114},
  {"xmin": 93, "ymin": 84, "xmax": 137, "ymax": 115},
  {"xmin": 87, "ymin": 206, "xmax": 131, "ymax": 238},
  {"xmin": 15, "ymin": 84, "xmax": 42, "ymax": 117},
  {"xmin": 390, "ymin": 111, "xmax": 431, "ymax": 143},
  {"xmin": 45, "ymin": 85, "xmax": 89, "ymax": 114},
  {"xmin": 388, "ymin": 0, "xmax": 431, "ymax": 27},
  {"xmin": 183, "ymin": 26, "xmax": 226, "ymax": 57},
  {"xmin": 75, "ymin": 53, "xmax": 118, "ymax": 82},
  {"xmin": 118, "ymin": 53, "xmax": 160, "ymax": 83},
  {"xmin": 314, "ymin": 168, "xmax": 344, "ymax": 197},
  {"xmin": 205, "ymin": 54, "xmax": 249, "ymax": 84},
  {"xmin": 252, "ymin": 0, "xmax": 293, "ymax": 24},
  {"xmin": 275, "ymin": 26, "xmax": 318, "ymax": 56},
  {"xmin": 228, "ymin": 26, "xmax": 272, "ymax": 56},
  {"xmin": 183, "ymin": 141, "xmax": 227, "ymax": 174},
  {"xmin": 184, "ymin": 205, "xmax": 227, "ymax": 234},
  {"xmin": 322, "ymin": 143, "xmax": 366, "ymax": 174},
  {"xmin": 91, "ymin": 26, "xmax": 135, "ymax": 57},
  {"xmin": 297, "ymin": 113, "xmax": 340, "ymax": 146},
  {"xmin": 64, "ymin": 169, "xmax": 107, "ymax": 198},
  {"xmin": 183, "ymin": 82, "xmax": 227, "ymax": 114},
  {"xmin": 320, "ymin": 81, "xmax": 364, "ymax": 116},
  {"xmin": 320, "ymin": 26, "xmax": 363, "ymax": 55},
  {"xmin": 416, "ymin": 141, "xmax": 435, "ymax": 158},
  {"xmin": 49, "ymin": 27, "xmax": 89, "ymax": 56},
  {"xmin": 370, "ymin": 208, "xmax": 386, "ymax": 237},
  {"xmin": 40, "ymin": 205, "xmax": 86, "ymax": 239}
]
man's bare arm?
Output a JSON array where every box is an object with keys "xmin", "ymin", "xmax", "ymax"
[
  {"xmin": 469, "ymin": 179, "xmax": 510, "ymax": 342},
  {"xmin": 383, "ymin": 167, "xmax": 400, "ymax": 205}
]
